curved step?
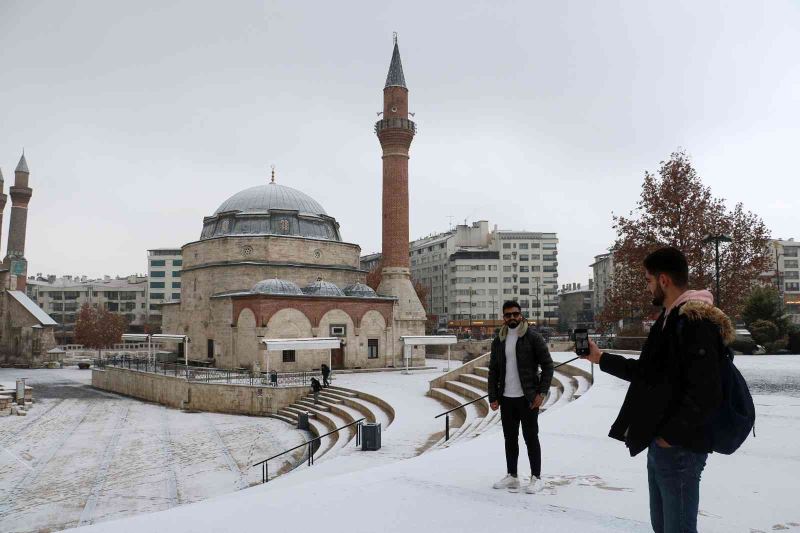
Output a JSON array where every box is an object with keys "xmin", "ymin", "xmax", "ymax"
[
  {"xmin": 428, "ymin": 387, "xmax": 483, "ymax": 445},
  {"xmin": 443, "ymin": 381, "xmax": 489, "ymax": 417},
  {"xmin": 298, "ymin": 399, "xmax": 331, "ymax": 411},
  {"xmin": 474, "ymin": 366, "xmax": 489, "ymax": 378},
  {"xmin": 459, "ymin": 373, "xmax": 488, "ymax": 391}
]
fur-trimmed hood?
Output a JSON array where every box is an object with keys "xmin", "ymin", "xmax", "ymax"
[
  {"xmin": 498, "ymin": 319, "xmax": 529, "ymax": 341},
  {"xmin": 678, "ymin": 300, "xmax": 736, "ymax": 345}
]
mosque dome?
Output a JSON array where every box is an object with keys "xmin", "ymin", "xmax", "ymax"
[
  {"xmin": 252, "ymin": 278, "xmax": 303, "ymax": 295},
  {"xmin": 200, "ymin": 182, "xmax": 341, "ymax": 241},
  {"xmin": 302, "ymin": 279, "xmax": 345, "ymax": 297},
  {"xmin": 343, "ymin": 282, "xmax": 378, "ymax": 298}
]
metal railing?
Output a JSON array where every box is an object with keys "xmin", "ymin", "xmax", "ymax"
[
  {"xmin": 94, "ymin": 355, "xmax": 318, "ymax": 388},
  {"xmin": 252, "ymin": 417, "xmax": 366, "ymax": 483},
  {"xmin": 432, "ymin": 356, "xmax": 585, "ymax": 441}
]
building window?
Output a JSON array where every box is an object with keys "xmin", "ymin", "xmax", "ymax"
[
  {"xmin": 503, "ymin": 254, "xmax": 512, "ymax": 260},
  {"xmin": 171, "ymin": 293, "xmax": 180, "ymax": 299},
  {"xmin": 173, "ymin": 271, "xmax": 181, "ymax": 277},
  {"xmin": 172, "ymin": 282, "xmax": 181, "ymax": 288},
  {"xmin": 173, "ymin": 259, "xmax": 183, "ymax": 266},
  {"xmin": 151, "ymin": 271, "xmax": 165, "ymax": 278},
  {"xmin": 207, "ymin": 339, "xmax": 214, "ymax": 358},
  {"xmin": 784, "ymin": 247, "xmax": 799, "ymax": 258},
  {"xmin": 503, "ymin": 266, "xmax": 512, "ymax": 272},
  {"xmin": 150, "ymin": 282, "xmax": 165, "ymax": 288},
  {"xmin": 503, "ymin": 243, "xmax": 511, "ymax": 249},
  {"xmin": 785, "ymin": 260, "xmax": 799, "ymax": 269},
  {"xmin": 149, "ymin": 304, "xmax": 160, "ymax": 311},
  {"xmin": 519, "ymin": 254, "xmax": 529, "ymax": 261},
  {"xmin": 519, "ymin": 266, "xmax": 529, "ymax": 272},
  {"xmin": 151, "ymin": 293, "xmax": 165, "ymax": 299},
  {"xmin": 786, "ymin": 282, "xmax": 800, "ymax": 292},
  {"xmin": 330, "ymin": 324, "xmax": 347, "ymax": 337},
  {"xmin": 785, "ymin": 271, "xmax": 799, "ymax": 280},
  {"xmin": 503, "ymin": 288, "xmax": 512, "ymax": 294},
  {"xmin": 520, "ymin": 277, "xmax": 529, "ymax": 284},
  {"xmin": 107, "ymin": 302, "xmax": 119, "ymax": 311},
  {"xmin": 282, "ymin": 350, "xmax": 296, "ymax": 363},
  {"xmin": 368, "ymin": 339, "xmax": 379, "ymax": 359},
  {"xmin": 150, "ymin": 260, "xmax": 166, "ymax": 267},
  {"xmin": 519, "ymin": 243, "xmax": 529, "ymax": 249}
]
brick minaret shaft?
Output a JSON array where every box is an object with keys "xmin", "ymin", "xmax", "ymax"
[
  {"xmin": 374, "ymin": 38, "xmax": 426, "ymax": 324},
  {"xmin": 4, "ymin": 153, "xmax": 32, "ymax": 290},
  {"xmin": 0, "ymin": 169, "xmax": 7, "ymax": 258},
  {"xmin": 377, "ymin": 40, "xmax": 413, "ymax": 269}
]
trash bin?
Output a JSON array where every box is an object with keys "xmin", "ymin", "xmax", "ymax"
[
  {"xmin": 361, "ymin": 422, "xmax": 381, "ymax": 451},
  {"xmin": 297, "ymin": 411, "xmax": 310, "ymax": 431}
]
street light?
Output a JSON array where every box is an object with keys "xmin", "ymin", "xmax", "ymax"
[{"xmin": 703, "ymin": 234, "xmax": 732, "ymax": 307}]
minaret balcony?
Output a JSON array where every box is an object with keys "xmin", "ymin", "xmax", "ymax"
[{"xmin": 374, "ymin": 117, "xmax": 417, "ymax": 135}]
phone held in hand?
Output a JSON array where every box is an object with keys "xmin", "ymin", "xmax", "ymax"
[{"xmin": 574, "ymin": 328, "xmax": 590, "ymax": 356}]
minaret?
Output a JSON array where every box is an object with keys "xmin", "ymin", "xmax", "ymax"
[
  {"xmin": 375, "ymin": 36, "xmax": 426, "ymax": 334},
  {"xmin": 0, "ymin": 168, "xmax": 7, "ymax": 258},
  {"xmin": 4, "ymin": 153, "xmax": 33, "ymax": 290}
]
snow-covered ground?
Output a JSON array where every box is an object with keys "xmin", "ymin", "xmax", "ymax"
[
  {"xmin": 4, "ymin": 354, "xmax": 800, "ymax": 533},
  {"xmin": 0, "ymin": 368, "xmax": 307, "ymax": 533}
]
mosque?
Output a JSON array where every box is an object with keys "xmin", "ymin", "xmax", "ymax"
[{"xmin": 162, "ymin": 39, "xmax": 426, "ymax": 371}]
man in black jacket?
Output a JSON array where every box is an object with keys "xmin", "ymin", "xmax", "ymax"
[
  {"xmin": 488, "ymin": 300, "xmax": 554, "ymax": 494},
  {"xmin": 582, "ymin": 247, "xmax": 730, "ymax": 533}
]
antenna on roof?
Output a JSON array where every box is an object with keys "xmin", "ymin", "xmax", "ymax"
[{"xmin": 270, "ymin": 165, "xmax": 276, "ymax": 184}]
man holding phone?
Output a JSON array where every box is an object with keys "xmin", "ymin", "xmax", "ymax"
[
  {"xmin": 488, "ymin": 300, "xmax": 554, "ymax": 493},
  {"xmin": 579, "ymin": 247, "xmax": 726, "ymax": 533}
]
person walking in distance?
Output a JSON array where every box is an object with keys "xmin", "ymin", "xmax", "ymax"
[
  {"xmin": 488, "ymin": 300, "xmax": 554, "ymax": 493},
  {"xmin": 310, "ymin": 377, "xmax": 322, "ymax": 405},
  {"xmin": 321, "ymin": 363, "xmax": 331, "ymax": 388},
  {"xmin": 580, "ymin": 247, "xmax": 728, "ymax": 533}
]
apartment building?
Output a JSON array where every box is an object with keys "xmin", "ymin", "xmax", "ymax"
[
  {"xmin": 558, "ymin": 281, "xmax": 595, "ymax": 332},
  {"xmin": 765, "ymin": 238, "xmax": 800, "ymax": 324},
  {"xmin": 590, "ymin": 252, "xmax": 614, "ymax": 318},
  {"xmin": 26, "ymin": 274, "xmax": 148, "ymax": 344},
  {"xmin": 146, "ymin": 248, "xmax": 183, "ymax": 323}
]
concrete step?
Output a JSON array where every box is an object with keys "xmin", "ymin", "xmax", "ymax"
[
  {"xmin": 443, "ymin": 381, "xmax": 489, "ymax": 416},
  {"xmin": 459, "ymin": 373, "xmax": 488, "ymax": 390},
  {"xmin": 269, "ymin": 413, "xmax": 297, "ymax": 425},
  {"xmin": 318, "ymin": 393, "xmax": 344, "ymax": 404},
  {"xmin": 284, "ymin": 406, "xmax": 316, "ymax": 418},
  {"xmin": 325, "ymin": 386, "xmax": 359, "ymax": 398},
  {"xmin": 474, "ymin": 366, "xmax": 489, "ymax": 378},
  {"xmin": 298, "ymin": 399, "xmax": 330, "ymax": 411}
]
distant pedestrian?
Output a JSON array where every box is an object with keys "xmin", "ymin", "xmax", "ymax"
[
  {"xmin": 321, "ymin": 363, "xmax": 331, "ymax": 387},
  {"xmin": 580, "ymin": 247, "xmax": 728, "ymax": 533},
  {"xmin": 488, "ymin": 300, "xmax": 554, "ymax": 494},
  {"xmin": 310, "ymin": 377, "xmax": 322, "ymax": 404}
]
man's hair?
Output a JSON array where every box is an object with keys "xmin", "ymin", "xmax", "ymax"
[
  {"xmin": 502, "ymin": 300, "xmax": 521, "ymax": 312},
  {"xmin": 643, "ymin": 247, "xmax": 689, "ymax": 287}
]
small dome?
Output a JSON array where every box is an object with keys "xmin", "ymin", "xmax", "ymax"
[
  {"xmin": 302, "ymin": 279, "xmax": 344, "ymax": 297},
  {"xmin": 343, "ymin": 282, "xmax": 378, "ymax": 298},
  {"xmin": 252, "ymin": 278, "xmax": 303, "ymax": 295}
]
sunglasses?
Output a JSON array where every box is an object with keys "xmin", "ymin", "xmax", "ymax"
[{"xmin": 503, "ymin": 311, "xmax": 522, "ymax": 319}]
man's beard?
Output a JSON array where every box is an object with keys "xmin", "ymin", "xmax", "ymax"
[
  {"xmin": 507, "ymin": 319, "xmax": 520, "ymax": 329},
  {"xmin": 651, "ymin": 284, "xmax": 666, "ymax": 307}
]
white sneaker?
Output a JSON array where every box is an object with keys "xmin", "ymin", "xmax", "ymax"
[
  {"xmin": 525, "ymin": 476, "xmax": 545, "ymax": 494},
  {"xmin": 492, "ymin": 474, "xmax": 520, "ymax": 491}
]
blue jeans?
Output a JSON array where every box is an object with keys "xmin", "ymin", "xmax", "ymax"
[{"xmin": 647, "ymin": 441, "xmax": 708, "ymax": 533}]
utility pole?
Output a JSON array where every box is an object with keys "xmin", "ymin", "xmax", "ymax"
[
  {"xmin": 703, "ymin": 234, "xmax": 732, "ymax": 308},
  {"xmin": 468, "ymin": 286, "xmax": 473, "ymax": 332},
  {"xmin": 775, "ymin": 244, "xmax": 784, "ymax": 314}
]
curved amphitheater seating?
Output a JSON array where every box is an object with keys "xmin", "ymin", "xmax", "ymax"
[
  {"xmin": 268, "ymin": 385, "xmax": 395, "ymax": 466},
  {"xmin": 425, "ymin": 354, "xmax": 593, "ymax": 451}
]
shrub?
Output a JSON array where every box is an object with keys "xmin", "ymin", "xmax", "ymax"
[
  {"xmin": 729, "ymin": 339, "xmax": 756, "ymax": 355},
  {"xmin": 788, "ymin": 329, "xmax": 800, "ymax": 355},
  {"xmin": 749, "ymin": 319, "xmax": 780, "ymax": 345},
  {"xmin": 764, "ymin": 339, "xmax": 788, "ymax": 354}
]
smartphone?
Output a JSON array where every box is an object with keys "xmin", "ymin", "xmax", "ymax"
[{"xmin": 574, "ymin": 328, "xmax": 590, "ymax": 356}]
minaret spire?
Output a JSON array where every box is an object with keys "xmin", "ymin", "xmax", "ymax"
[
  {"xmin": 384, "ymin": 34, "xmax": 406, "ymax": 89},
  {"xmin": 4, "ymin": 151, "xmax": 33, "ymax": 290}
]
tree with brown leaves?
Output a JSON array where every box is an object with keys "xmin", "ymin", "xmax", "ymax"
[
  {"xmin": 600, "ymin": 150, "xmax": 771, "ymax": 327},
  {"xmin": 74, "ymin": 303, "xmax": 127, "ymax": 355}
]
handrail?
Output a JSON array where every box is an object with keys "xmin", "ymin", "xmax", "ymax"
[
  {"xmin": 252, "ymin": 417, "xmax": 366, "ymax": 483},
  {"xmin": 432, "ymin": 356, "xmax": 586, "ymax": 441}
]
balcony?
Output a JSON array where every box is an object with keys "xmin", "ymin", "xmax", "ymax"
[{"xmin": 374, "ymin": 118, "xmax": 417, "ymax": 135}]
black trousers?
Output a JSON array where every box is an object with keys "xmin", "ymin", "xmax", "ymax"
[
  {"xmin": 322, "ymin": 374, "xmax": 330, "ymax": 387},
  {"xmin": 500, "ymin": 396, "xmax": 541, "ymax": 477}
]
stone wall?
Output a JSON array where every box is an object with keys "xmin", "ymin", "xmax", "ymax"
[{"xmin": 92, "ymin": 367, "xmax": 309, "ymax": 415}]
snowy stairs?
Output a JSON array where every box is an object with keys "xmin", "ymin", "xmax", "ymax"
[
  {"xmin": 268, "ymin": 385, "xmax": 394, "ymax": 468},
  {"xmin": 426, "ymin": 359, "xmax": 593, "ymax": 453}
]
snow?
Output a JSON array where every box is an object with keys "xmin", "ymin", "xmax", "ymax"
[{"xmin": 4, "ymin": 354, "xmax": 800, "ymax": 533}]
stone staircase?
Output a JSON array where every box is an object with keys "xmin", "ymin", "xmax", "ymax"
[
  {"xmin": 425, "ymin": 354, "xmax": 593, "ymax": 451},
  {"xmin": 269, "ymin": 385, "xmax": 394, "ymax": 466}
]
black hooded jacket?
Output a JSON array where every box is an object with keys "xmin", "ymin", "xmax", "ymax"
[{"xmin": 487, "ymin": 320, "xmax": 554, "ymax": 405}]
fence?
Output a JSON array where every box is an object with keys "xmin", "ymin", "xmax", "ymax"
[{"xmin": 93, "ymin": 355, "xmax": 317, "ymax": 388}]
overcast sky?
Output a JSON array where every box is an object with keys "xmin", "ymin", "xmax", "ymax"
[{"xmin": 1, "ymin": 0, "xmax": 797, "ymax": 286}]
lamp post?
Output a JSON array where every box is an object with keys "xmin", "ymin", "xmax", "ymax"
[{"xmin": 703, "ymin": 234, "xmax": 732, "ymax": 307}]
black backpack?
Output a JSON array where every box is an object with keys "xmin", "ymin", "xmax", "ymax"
[{"xmin": 678, "ymin": 318, "xmax": 756, "ymax": 454}]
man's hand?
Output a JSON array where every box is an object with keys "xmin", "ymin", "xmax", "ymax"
[
  {"xmin": 580, "ymin": 339, "xmax": 603, "ymax": 364},
  {"xmin": 655, "ymin": 436, "xmax": 672, "ymax": 448},
  {"xmin": 490, "ymin": 401, "xmax": 499, "ymax": 411},
  {"xmin": 531, "ymin": 393, "xmax": 545, "ymax": 409}
]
